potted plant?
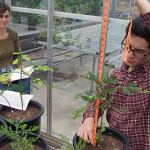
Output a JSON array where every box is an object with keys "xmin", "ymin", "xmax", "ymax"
[
  {"xmin": 0, "ymin": 100, "xmax": 44, "ymax": 134},
  {"xmin": 72, "ymin": 64, "xmax": 140, "ymax": 150},
  {"xmin": 0, "ymin": 119, "xmax": 50, "ymax": 150},
  {"xmin": 0, "ymin": 52, "xmax": 53, "ymax": 134}
]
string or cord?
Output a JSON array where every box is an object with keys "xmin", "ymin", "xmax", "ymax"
[{"xmin": 2, "ymin": 94, "xmax": 14, "ymax": 113}]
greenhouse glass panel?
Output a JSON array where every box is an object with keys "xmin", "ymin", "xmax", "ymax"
[{"xmin": 2, "ymin": 0, "xmax": 49, "ymax": 135}]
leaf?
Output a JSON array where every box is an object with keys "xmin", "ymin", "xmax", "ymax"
[
  {"xmin": 12, "ymin": 59, "xmax": 19, "ymax": 65},
  {"xmin": 22, "ymin": 55, "xmax": 31, "ymax": 61},
  {"xmin": 124, "ymin": 89, "xmax": 131, "ymax": 95}
]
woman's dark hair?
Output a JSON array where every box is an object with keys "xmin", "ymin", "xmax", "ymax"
[
  {"xmin": 0, "ymin": 2, "xmax": 10, "ymax": 15},
  {"xmin": 122, "ymin": 16, "xmax": 150, "ymax": 48}
]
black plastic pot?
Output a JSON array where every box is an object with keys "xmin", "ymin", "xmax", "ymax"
[
  {"xmin": 0, "ymin": 132, "xmax": 50, "ymax": 150},
  {"xmin": 0, "ymin": 100, "xmax": 44, "ymax": 134},
  {"xmin": 73, "ymin": 126, "xmax": 130, "ymax": 150},
  {"xmin": 0, "ymin": 119, "xmax": 7, "ymax": 142}
]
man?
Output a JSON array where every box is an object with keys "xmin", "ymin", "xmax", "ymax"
[{"xmin": 77, "ymin": 0, "xmax": 150, "ymax": 149}]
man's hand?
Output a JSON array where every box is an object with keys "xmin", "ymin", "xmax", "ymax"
[{"xmin": 77, "ymin": 117, "xmax": 95, "ymax": 146}]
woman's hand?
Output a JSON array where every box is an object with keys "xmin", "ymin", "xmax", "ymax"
[
  {"xmin": 19, "ymin": 65, "xmax": 25, "ymax": 69},
  {"xmin": 7, "ymin": 78, "xmax": 11, "ymax": 83}
]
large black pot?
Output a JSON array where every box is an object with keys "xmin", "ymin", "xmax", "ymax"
[
  {"xmin": 0, "ymin": 132, "xmax": 50, "ymax": 150},
  {"xmin": 0, "ymin": 119, "xmax": 7, "ymax": 142},
  {"xmin": 73, "ymin": 126, "xmax": 130, "ymax": 150},
  {"xmin": 0, "ymin": 100, "xmax": 44, "ymax": 134}
]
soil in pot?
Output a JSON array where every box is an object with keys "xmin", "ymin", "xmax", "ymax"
[
  {"xmin": 1, "ymin": 105, "xmax": 40, "ymax": 120},
  {"xmin": 0, "ymin": 143, "xmax": 43, "ymax": 150},
  {"xmin": 0, "ymin": 100, "xmax": 44, "ymax": 134},
  {"xmin": 73, "ymin": 127, "xmax": 129, "ymax": 150},
  {"xmin": 83, "ymin": 135, "xmax": 125, "ymax": 150}
]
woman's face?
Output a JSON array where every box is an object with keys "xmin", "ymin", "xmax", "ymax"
[{"xmin": 0, "ymin": 10, "xmax": 9, "ymax": 29}]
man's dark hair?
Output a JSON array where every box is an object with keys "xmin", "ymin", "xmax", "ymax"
[
  {"xmin": 122, "ymin": 17, "xmax": 150, "ymax": 48},
  {"xmin": 0, "ymin": 2, "xmax": 10, "ymax": 15}
]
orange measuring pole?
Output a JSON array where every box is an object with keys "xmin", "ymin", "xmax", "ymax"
[
  {"xmin": 123, "ymin": 11, "xmax": 133, "ymax": 62},
  {"xmin": 93, "ymin": 0, "xmax": 110, "ymax": 146}
]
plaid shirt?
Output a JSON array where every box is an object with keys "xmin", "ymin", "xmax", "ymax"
[
  {"xmin": 83, "ymin": 13, "xmax": 150, "ymax": 150},
  {"xmin": 140, "ymin": 12, "xmax": 150, "ymax": 30}
]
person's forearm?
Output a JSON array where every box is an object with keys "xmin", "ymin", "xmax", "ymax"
[{"xmin": 134, "ymin": 0, "xmax": 150, "ymax": 14}]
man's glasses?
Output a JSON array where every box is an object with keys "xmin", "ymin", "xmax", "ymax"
[{"xmin": 121, "ymin": 42, "xmax": 150, "ymax": 59}]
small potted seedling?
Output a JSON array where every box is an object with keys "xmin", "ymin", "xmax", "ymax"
[
  {"xmin": 0, "ymin": 119, "xmax": 50, "ymax": 150},
  {"xmin": 72, "ymin": 64, "xmax": 140, "ymax": 150}
]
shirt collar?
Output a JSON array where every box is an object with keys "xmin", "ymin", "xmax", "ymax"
[
  {"xmin": 143, "ymin": 59, "xmax": 150, "ymax": 72},
  {"xmin": 121, "ymin": 59, "xmax": 150, "ymax": 74}
]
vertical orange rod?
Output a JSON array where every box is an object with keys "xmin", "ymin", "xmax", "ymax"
[
  {"xmin": 93, "ymin": 0, "xmax": 110, "ymax": 146},
  {"xmin": 123, "ymin": 11, "xmax": 133, "ymax": 62}
]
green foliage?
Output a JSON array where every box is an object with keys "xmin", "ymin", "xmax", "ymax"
[
  {"xmin": 60, "ymin": 134, "xmax": 74, "ymax": 150},
  {"xmin": 0, "ymin": 51, "xmax": 54, "ymax": 111},
  {"xmin": 0, "ymin": 73, "xmax": 8, "ymax": 85},
  {"xmin": 38, "ymin": 16, "xmax": 92, "ymax": 50},
  {"xmin": 72, "ymin": 64, "xmax": 141, "ymax": 145},
  {"xmin": 54, "ymin": 0, "xmax": 103, "ymax": 16},
  {"xmin": 0, "ymin": 119, "xmax": 40, "ymax": 150},
  {"xmin": 73, "ymin": 64, "xmax": 139, "ymax": 117},
  {"xmin": 96, "ymin": 124, "xmax": 106, "ymax": 143},
  {"xmin": 13, "ymin": 52, "xmax": 54, "ymax": 89},
  {"xmin": 72, "ymin": 105, "xmax": 88, "ymax": 119},
  {"xmin": 60, "ymin": 134, "xmax": 87, "ymax": 150},
  {"xmin": 76, "ymin": 136, "xmax": 87, "ymax": 150},
  {"xmin": 11, "ymin": 0, "xmax": 43, "ymax": 26}
]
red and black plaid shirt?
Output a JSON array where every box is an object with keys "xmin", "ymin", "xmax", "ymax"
[
  {"xmin": 141, "ymin": 12, "xmax": 150, "ymax": 30},
  {"xmin": 83, "ymin": 13, "xmax": 150, "ymax": 150}
]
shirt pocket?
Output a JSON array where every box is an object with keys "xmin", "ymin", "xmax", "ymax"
[{"xmin": 126, "ymin": 92, "xmax": 149, "ymax": 112}]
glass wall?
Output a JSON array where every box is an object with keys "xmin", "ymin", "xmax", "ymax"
[{"xmin": 9, "ymin": 0, "xmax": 49, "ymax": 134}]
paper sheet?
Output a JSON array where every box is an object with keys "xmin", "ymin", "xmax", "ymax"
[
  {"xmin": 10, "ymin": 66, "xmax": 34, "ymax": 81},
  {"xmin": 0, "ymin": 90, "xmax": 34, "ymax": 111}
]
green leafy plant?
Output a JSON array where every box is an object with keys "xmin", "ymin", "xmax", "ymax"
[
  {"xmin": 96, "ymin": 123, "xmax": 106, "ymax": 143},
  {"xmin": 60, "ymin": 134, "xmax": 87, "ymax": 150},
  {"xmin": 11, "ymin": 0, "xmax": 43, "ymax": 29},
  {"xmin": 72, "ymin": 64, "xmax": 140, "ymax": 147},
  {"xmin": 54, "ymin": 0, "xmax": 103, "ymax": 16},
  {"xmin": 38, "ymin": 19, "xmax": 92, "ymax": 50},
  {"xmin": 0, "ymin": 51, "xmax": 54, "ymax": 112},
  {"xmin": 0, "ymin": 119, "xmax": 40, "ymax": 150}
]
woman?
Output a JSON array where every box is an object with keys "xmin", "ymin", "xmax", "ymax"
[
  {"xmin": 0, "ymin": 2, "xmax": 20, "ymax": 67},
  {"xmin": 0, "ymin": 2, "xmax": 30, "ymax": 94}
]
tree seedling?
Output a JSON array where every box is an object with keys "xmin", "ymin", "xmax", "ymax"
[
  {"xmin": 0, "ymin": 119, "xmax": 40, "ymax": 150},
  {"xmin": 0, "ymin": 51, "xmax": 54, "ymax": 112},
  {"xmin": 72, "ymin": 64, "xmax": 140, "ymax": 147}
]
